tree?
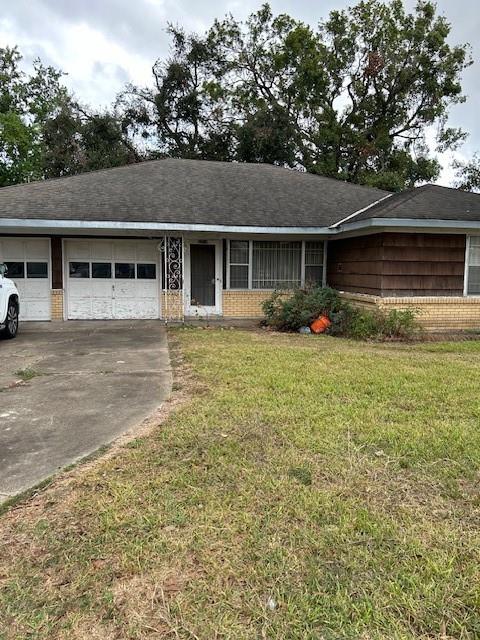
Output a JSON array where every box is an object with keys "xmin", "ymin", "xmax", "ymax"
[
  {"xmin": 0, "ymin": 46, "xmax": 141, "ymax": 186},
  {"xmin": 0, "ymin": 46, "xmax": 69, "ymax": 186},
  {"xmin": 122, "ymin": 1, "xmax": 471, "ymax": 191},
  {"xmin": 209, "ymin": 1, "xmax": 471, "ymax": 190},
  {"xmin": 118, "ymin": 26, "xmax": 235, "ymax": 160},
  {"xmin": 454, "ymin": 154, "xmax": 480, "ymax": 192},
  {"xmin": 42, "ymin": 105, "xmax": 140, "ymax": 178}
]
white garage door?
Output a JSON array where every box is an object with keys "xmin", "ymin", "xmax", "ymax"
[
  {"xmin": 65, "ymin": 240, "xmax": 160, "ymax": 320},
  {"xmin": 0, "ymin": 238, "xmax": 51, "ymax": 320}
]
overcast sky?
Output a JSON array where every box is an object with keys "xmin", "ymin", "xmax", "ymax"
[{"xmin": 1, "ymin": 0, "xmax": 478, "ymax": 185}]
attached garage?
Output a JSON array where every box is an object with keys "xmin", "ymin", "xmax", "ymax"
[
  {"xmin": 64, "ymin": 239, "xmax": 160, "ymax": 320},
  {"xmin": 0, "ymin": 238, "xmax": 51, "ymax": 320}
]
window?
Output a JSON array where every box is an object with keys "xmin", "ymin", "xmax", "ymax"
[
  {"xmin": 467, "ymin": 236, "xmax": 480, "ymax": 295},
  {"xmin": 304, "ymin": 241, "xmax": 324, "ymax": 286},
  {"xmin": 27, "ymin": 262, "xmax": 48, "ymax": 279},
  {"xmin": 252, "ymin": 241, "xmax": 301, "ymax": 289},
  {"xmin": 5, "ymin": 262, "xmax": 24, "ymax": 278},
  {"xmin": 92, "ymin": 262, "xmax": 112, "ymax": 279},
  {"xmin": 137, "ymin": 263, "xmax": 156, "ymax": 280},
  {"xmin": 227, "ymin": 240, "xmax": 326, "ymax": 290},
  {"xmin": 229, "ymin": 240, "xmax": 249, "ymax": 288},
  {"xmin": 69, "ymin": 262, "xmax": 89, "ymax": 278},
  {"xmin": 115, "ymin": 263, "xmax": 135, "ymax": 279}
]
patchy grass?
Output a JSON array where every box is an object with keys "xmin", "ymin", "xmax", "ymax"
[
  {"xmin": 1, "ymin": 328, "xmax": 480, "ymax": 639},
  {"xmin": 14, "ymin": 367, "xmax": 42, "ymax": 382}
]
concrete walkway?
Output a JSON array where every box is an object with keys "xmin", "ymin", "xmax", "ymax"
[{"xmin": 0, "ymin": 321, "xmax": 171, "ymax": 502}]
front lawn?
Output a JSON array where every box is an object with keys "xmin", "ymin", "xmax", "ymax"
[{"xmin": 1, "ymin": 329, "xmax": 480, "ymax": 639}]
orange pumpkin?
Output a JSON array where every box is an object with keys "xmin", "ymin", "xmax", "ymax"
[{"xmin": 310, "ymin": 315, "xmax": 331, "ymax": 334}]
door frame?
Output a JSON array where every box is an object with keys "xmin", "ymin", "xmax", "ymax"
[{"xmin": 184, "ymin": 239, "xmax": 223, "ymax": 316}]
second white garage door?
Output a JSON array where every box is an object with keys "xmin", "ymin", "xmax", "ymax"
[{"xmin": 65, "ymin": 240, "xmax": 160, "ymax": 320}]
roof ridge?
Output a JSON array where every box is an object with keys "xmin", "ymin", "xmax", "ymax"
[{"xmin": 0, "ymin": 158, "xmax": 388, "ymax": 198}]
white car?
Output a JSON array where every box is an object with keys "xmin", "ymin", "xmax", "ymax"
[{"xmin": 0, "ymin": 263, "xmax": 20, "ymax": 339}]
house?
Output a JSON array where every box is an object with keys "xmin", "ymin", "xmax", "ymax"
[{"xmin": 0, "ymin": 158, "xmax": 479, "ymax": 331}]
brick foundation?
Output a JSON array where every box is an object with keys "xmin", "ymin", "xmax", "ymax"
[
  {"xmin": 223, "ymin": 290, "xmax": 273, "ymax": 318},
  {"xmin": 162, "ymin": 290, "xmax": 184, "ymax": 320},
  {"xmin": 341, "ymin": 292, "xmax": 480, "ymax": 332}
]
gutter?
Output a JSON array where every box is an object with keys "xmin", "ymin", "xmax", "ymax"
[
  {"xmin": 336, "ymin": 217, "xmax": 480, "ymax": 234},
  {"xmin": 1, "ymin": 216, "xmax": 480, "ymax": 237},
  {"xmin": 0, "ymin": 218, "xmax": 337, "ymax": 236}
]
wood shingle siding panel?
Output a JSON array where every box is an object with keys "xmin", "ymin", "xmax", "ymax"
[
  {"xmin": 327, "ymin": 232, "xmax": 466, "ymax": 297},
  {"xmin": 382, "ymin": 233, "xmax": 466, "ymax": 248},
  {"xmin": 383, "ymin": 246, "xmax": 465, "ymax": 262}
]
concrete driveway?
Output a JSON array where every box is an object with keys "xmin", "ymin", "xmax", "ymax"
[{"xmin": 0, "ymin": 321, "xmax": 172, "ymax": 502}]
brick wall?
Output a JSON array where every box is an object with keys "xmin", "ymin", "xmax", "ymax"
[
  {"xmin": 341, "ymin": 292, "xmax": 480, "ymax": 331},
  {"xmin": 223, "ymin": 290, "xmax": 273, "ymax": 317},
  {"xmin": 51, "ymin": 289, "xmax": 63, "ymax": 320},
  {"xmin": 162, "ymin": 290, "xmax": 184, "ymax": 320}
]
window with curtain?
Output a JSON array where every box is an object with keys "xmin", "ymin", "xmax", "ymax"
[
  {"xmin": 304, "ymin": 241, "xmax": 324, "ymax": 285},
  {"xmin": 467, "ymin": 236, "xmax": 480, "ymax": 295},
  {"xmin": 252, "ymin": 241, "xmax": 302, "ymax": 289}
]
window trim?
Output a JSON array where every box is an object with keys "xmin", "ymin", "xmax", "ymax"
[
  {"xmin": 226, "ymin": 239, "xmax": 326, "ymax": 291},
  {"xmin": 464, "ymin": 235, "xmax": 480, "ymax": 297},
  {"xmin": 464, "ymin": 235, "xmax": 470, "ymax": 296}
]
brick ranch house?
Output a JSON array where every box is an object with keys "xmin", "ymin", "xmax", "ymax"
[{"xmin": 1, "ymin": 158, "xmax": 480, "ymax": 331}]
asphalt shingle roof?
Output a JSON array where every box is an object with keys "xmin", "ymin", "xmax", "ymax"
[
  {"xmin": 0, "ymin": 158, "xmax": 388, "ymax": 228},
  {"xmin": 355, "ymin": 184, "xmax": 480, "ymax": 223}
]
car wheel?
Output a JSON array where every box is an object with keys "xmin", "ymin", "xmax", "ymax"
[{"xmin": 3, "ymin": 299, "xmax": 19, "ymax": 339}]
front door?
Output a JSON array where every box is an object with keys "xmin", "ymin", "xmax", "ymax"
[{"xmin": 186, "ymin": 241, "xmax": 221, "ymax": 316}]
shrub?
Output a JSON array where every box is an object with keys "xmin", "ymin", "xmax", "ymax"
[
  {"xmin": 261, "ymin": 286, "xmax": 343, "ymax": 332},
  {"xmin": 380, "ymin": 308, "xmax": 418, "ymax": 339},
  {"xmin": 262, "ymin": 286, "xmax": 419, "ymax": 340}
]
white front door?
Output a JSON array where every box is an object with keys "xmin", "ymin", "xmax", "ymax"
[
  {"xmin": 0, "ymin": 238, "xmax": 51, "ymax": 320},
  {"xmin": 65, "ymin": 240, "xmax": 160, "ymax": 320},
  {"xmin": 185, "ymin": 240, "xmax": 222, "ymax": 316}
]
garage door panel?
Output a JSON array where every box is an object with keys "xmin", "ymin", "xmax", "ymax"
[
  {"xmin": 67, "ymin": 241, "xmax": 90, "ymax": 260},
  {"xmin": 137, "ymin": 281, "xmax": 158, "ymax": 297},
  {"xmin": 114, "ymin": 281, "xmax": 136, "ymax": 298},
  {"xmin": 136, "ymin": 243, "xmax": 158, "ymax": 261},
  {"xmin": 2, "ymin": 240, "xmax": 24, "ymax": 260},
  {"xmin": 27, "ymin": 239, "xmax": 50, "ymax": 260},
  {"xmin": 23, "ymin": 280, "xmax": 50, "ymax": 299},
  {"xmin": 114, "ymin": 242, "xmax": 136, "ymax": 261},
  {"xmin": 91, "ymin": 242, "xmax": 114, "ymax": 261},
  {"xmin": 92, "ymin": 299, "xmax": 114, "ymax": 319},
  {"xmin": 25, "ymin": 299, "xmax": 51, "ymax": 321},
  {"xmin": 68, "ymin": 299, "xmax": 92, "ymax": 320},
  {"xmin": 91, "ymin": 281, "xmax": 113, "ymax": 298}
]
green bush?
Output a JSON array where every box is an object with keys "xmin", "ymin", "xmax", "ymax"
[
  {"xmin": 261, "ymin": 286, "xmax": 343, "ymax": 331},
  {"xmin": 262, "ymin": 286, "xmax": 419, "ymax": 340}
]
